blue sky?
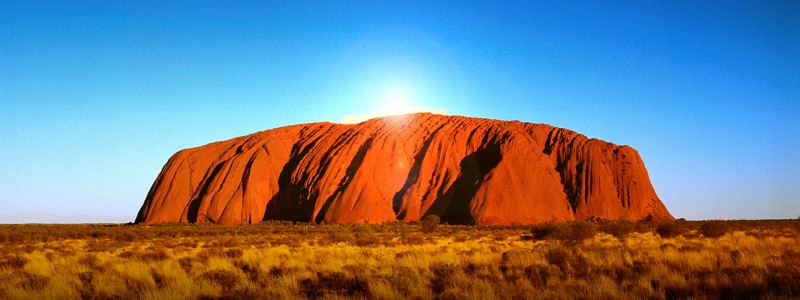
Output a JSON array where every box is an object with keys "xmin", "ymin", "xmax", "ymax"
[{"xmin": 1, "ymin": 1, "xmax": 798, "ymax": 222}]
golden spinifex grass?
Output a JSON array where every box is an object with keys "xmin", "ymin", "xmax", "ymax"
[{"xmin": 0, "ymin": 220, "xmax": 798, "ymax": 299}]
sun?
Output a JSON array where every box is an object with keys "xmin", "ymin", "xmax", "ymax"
[
  {"xmin": 340, "ymin": 82, "xmax": 448, "ymax": 124},
  {"xmin": 381, "ymin": 85, "xmax": 412, "ymax": 115}
]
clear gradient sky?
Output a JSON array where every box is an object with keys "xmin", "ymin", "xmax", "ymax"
[{"xmin": 1, "ymin": 1, "xmax": 798, "ymax": 222}]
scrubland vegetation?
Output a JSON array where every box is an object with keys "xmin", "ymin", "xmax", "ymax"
[{"xmin": 0, "ymin": 219, "xmax": 798, "ymax": 299}]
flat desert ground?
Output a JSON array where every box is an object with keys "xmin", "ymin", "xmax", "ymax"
[{"xmin": 1, "ymin": 220, "xmax": 798, "ymax": 299}]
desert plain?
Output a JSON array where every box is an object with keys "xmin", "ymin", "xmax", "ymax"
[{"xmin": 1, "ymin": 219, "xmax": 798, "ymax": 299}]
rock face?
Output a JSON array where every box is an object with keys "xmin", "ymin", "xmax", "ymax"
[{"xmin": 136, "ymin": 113, "xmax": 673, "ymax": 225}]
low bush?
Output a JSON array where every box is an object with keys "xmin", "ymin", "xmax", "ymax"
[
  {"xmin": 300, "ymin": 271, "xmax": 369, "ymax": 298},
  {"xmin": 201, "ymin": 269, "xmax": 240, "ymax": 292},
  {"xmin": 0, "ymin": 255, "xmax": 28, "ymax": 270},
  {"xmin": 531, "ymin": 222, "xmax": 564, "ymax": 240},
  {"xmin": 389, "ymin": 266, "xmax": 421, "ymax": 296},
  {"xmin": 18, "ymin": 272, "xmax": 49, "ymax": 290},
  {"xmin": 530, "ymin": 221, "xmax": 596, "ymax": 242},
  {"xmin": 700, "ymin": 221, "xmax": 730, "ymax": 238},
  {"xmin": 421, "ymin": 215, "xmax": 440, "ymax": 233},
  {"xmin": 656, "ymin": 222, "xmax": 689, "ymax": 238},
  {"xmin": 545, "ymin": 246, "xmax": 573, "ymax": 271},
  {"xmin": 138, "ymin": 248, "xmax": 170, "ymax": 262},
  {"xmin": 224, "ymin": 249, "xmax": 243, "ymax": 259},
  {"xmin": 599, "ymin": 221, "xmax": 636, "ymax": 238},
  {"xmin": 566, "ymin": 221, "xmax": 597, "ymax": 241},
  {"xmin": 430, "ymin": 263, "xmax": 457, "ymax": 294}
]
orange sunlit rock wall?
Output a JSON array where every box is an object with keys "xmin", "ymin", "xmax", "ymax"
[{"xmin": 136, "ymin": 113, "xmax": 673, "ymax": 225}]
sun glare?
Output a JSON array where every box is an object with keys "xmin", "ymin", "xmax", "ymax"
[
  {"xmin": 340, "ymin": 82, "xmax": 448, "ymax": 124},
  {"xmin": 381, "ymin": 85, "xmax": 412, "ymax": 115}
]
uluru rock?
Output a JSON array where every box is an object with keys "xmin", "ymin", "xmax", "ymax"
[{"xmin": 136, "ymin": 113, "xmax": 673, "ymax": 225}]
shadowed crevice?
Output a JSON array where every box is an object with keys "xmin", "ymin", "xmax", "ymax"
[
  {"xmin": 392, "ymin": 124, "xmax": 447, "ymax": 219},
  {"xmin": 555, "ymin": 160, "xmax": 584, "ymax": 215},
  {"xmin": 262, "ymin": 135, "xmax": 325, "ymax": 222},
  {"xmin": 185, "ymin": 162, "xmax": 225, "ymax": 222},
  {"xmin": 426, "ymin": 143, "xmax": 502, "ymax": 225},
  {"xmin": 314, "ymin": 137, "xmax": 373, "ymax": 224},
  {"xmin": 240, "ymin": 150, "xmax": 264, "ymax": 196}
]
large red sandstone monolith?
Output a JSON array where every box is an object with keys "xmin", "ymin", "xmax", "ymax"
[{"xmin": 136, "ymin": 113, "xmax": 673, "ymax": 225}]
